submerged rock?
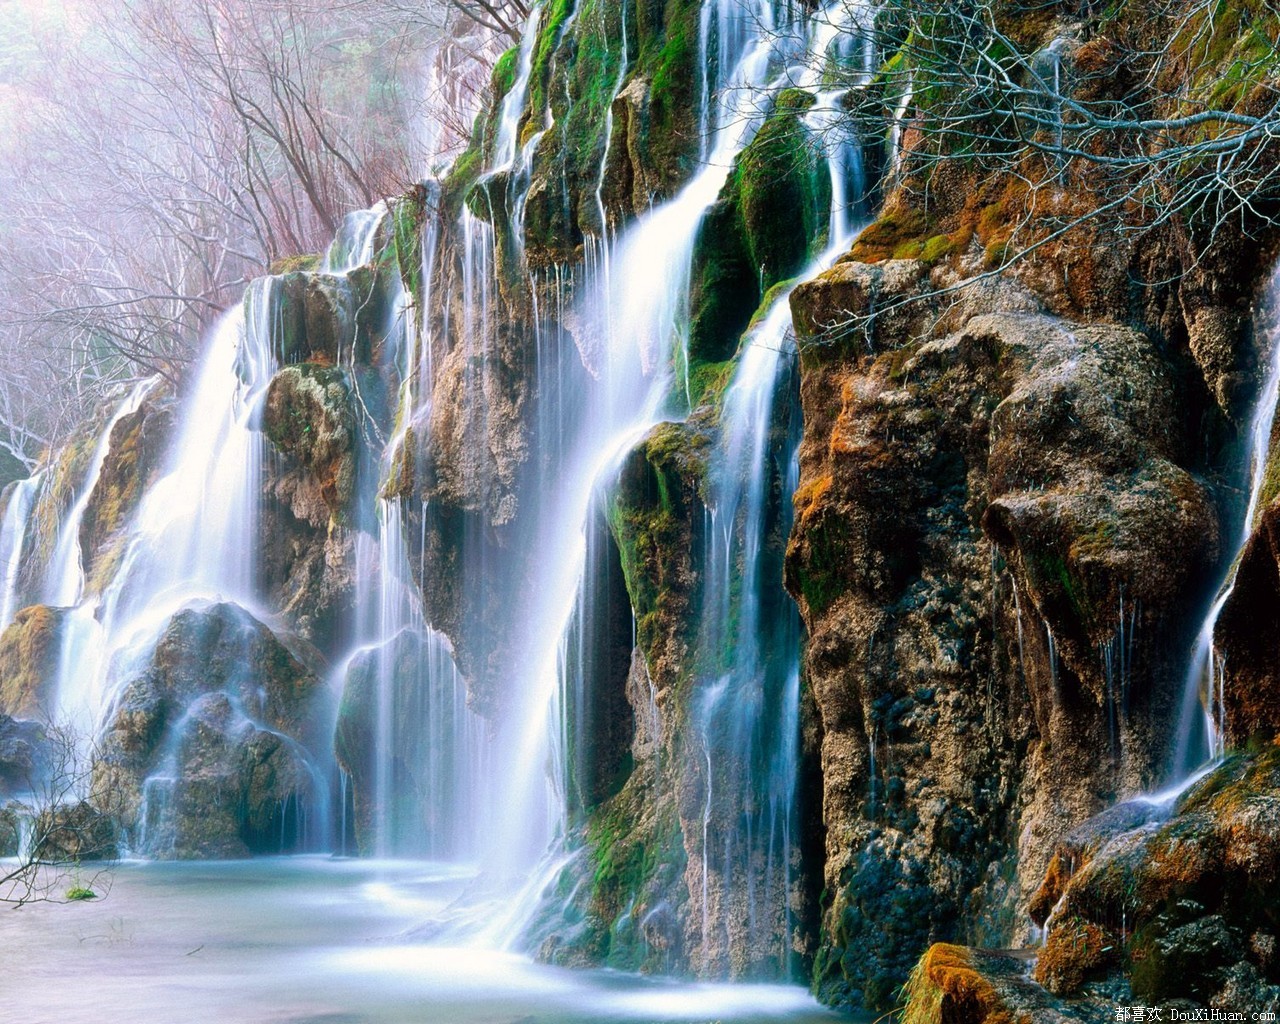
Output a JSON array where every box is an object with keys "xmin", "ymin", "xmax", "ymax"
[{"xmin": 93, "ymin": 601, "xmax": 326, "ymax": 858}]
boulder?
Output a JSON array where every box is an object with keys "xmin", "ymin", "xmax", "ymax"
[
  {"xmin": 34, "ymin": 800, "xmax": 117, "ymax": 862},
  {"xmin": 1032, "ymin": 746, "xmax": 1280, "ymax": 1007},
  {"xmin": 135, "ymin": 692, "xmax": 320, "ymax": 859},
  {"xmin": 334, "ymin": 627, "xmax": 471, "ymax": 856},
  {"xmin": 93, "ymin": 601, "xmax": 326, "ymax": 858}
]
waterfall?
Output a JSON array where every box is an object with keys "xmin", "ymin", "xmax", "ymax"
[
  {"xmin": 685, "ymin": 1, "xmax": 873, "ymax": 975},
  {"xmin": 457, "ymin": 0, "xmax": 777, "ymax": 884},
  {"xmin": 46, "ymin": 282, "xmax": 277, "ymax": 735},
  {"xmin": 45, "ymin": 379, "xmax": 157, "ymax": 609},
  {"xmin": 0, "ymin": 472, "xmax": 42, "ymax": 631},
  {"xmin": 1169, "ymin": 262, "xmax": 1280, "ymax": 785}
]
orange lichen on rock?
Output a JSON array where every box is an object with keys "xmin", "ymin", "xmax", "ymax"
[{"xmin": 1034, "ymin": 916, "xmax": 1119, "ymax": 995}]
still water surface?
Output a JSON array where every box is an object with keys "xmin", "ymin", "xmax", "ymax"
[{"xmin": 0, "ymin": 857, "xmax": 855, "ymax": 1024}]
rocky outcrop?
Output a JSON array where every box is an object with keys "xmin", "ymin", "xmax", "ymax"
[
  {"xmin": 1216, "ymin": 499, "xmax": 1280, "ymax": 748},
  {"xmin": 785, "ymin": 259, "xmax": 1221, "ymax": 1008},
  {"xmin": 78, "ymin": 389, "xmax": 175, "ymax": 595},
  {"xmin": 0, "ymin": 605, "xmax": 65, "ymax": 718},
  {"xmin": 263, "ymin": 363, "xmax": 356, "ymax": 522},
  {"xmin": 92, "ymin": 601, "xmax": 326, "ymax": 858},
  {"xmin": 1029, "ymin": 747, "xmax": 1280, "ymax": 1011},
  {"xmin": 0, "ymin": 714, "xmax": 49, "ymax": 794},
  {"xmin": 34, "ymin": 800, "xmax": 118, "ymax": 862},
  {"xmin": 899, "ymin": 944, "xmax": 1109, "ymax": 1024}
]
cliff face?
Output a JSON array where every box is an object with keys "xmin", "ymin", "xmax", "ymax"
[{"xmin": 777, "ymin": 1, "xmax": 1280, "ymax": 1012}]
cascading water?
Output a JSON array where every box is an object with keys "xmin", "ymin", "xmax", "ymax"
[
  {"xmin": 1168, "ymin": 262, "xmax": 1280, "ymax": 786},
  {"xmin": 683, "ymin": 1, "xmax": 874, "ymax": 976},
  {"xmin": 0, "ymin": 471, "xmax": 42, "ymax": 630},
  {"xmin": 7, "ymin": 0, "xmax": 872, "ymax": 993},
  {"xmin": 44, "ymin": 379, "xmax": 156, "ymax": 610}
]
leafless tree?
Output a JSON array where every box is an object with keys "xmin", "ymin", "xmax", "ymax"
[
  {"xmin": 2, "ymin": 722, "xmax": 115, "ymax": 907},
  {"xmin": 786, "ymin": 0, "xmax": 1280, "ymax": 336}
]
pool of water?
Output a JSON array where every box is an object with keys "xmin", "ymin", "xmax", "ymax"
[{"xmin": 0, "ymin": 857, "xmax": 855, "ymax": 1024}]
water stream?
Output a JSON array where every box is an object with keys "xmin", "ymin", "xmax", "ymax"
[
  {"xmin": 1168, "ymin": 262, "xmax": 1280, "ymax": 787},
  {"xmin": 3, "ymin": 0, "xmax": 883, "ymax": 1007}
]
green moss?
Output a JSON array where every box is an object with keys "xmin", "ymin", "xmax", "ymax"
[
  {"xmin": 797, "ymin": 516, "xmax": 851, "ymax": 617},
  {"xmin": 919, "ymin": 233, "xmax": 955, "ymax": 263},
  {"xmin": 688, "ymin": 94, "xmax": 829, "ymax": 369},
  {"xmin": 492, "ymin": 45, "xmax": 520, "ymax": 96},
  {"xmin": 65, "ymin": 886, "xmax": 97, "ymax": 901},
  {"xmin": 267, "ymin": 254, "xmax": 321, "ymax": 275},
  {"xmin": 391, "ymin": 189, "xmax": 428, "ymax": 298},
  {"xmin": 687, "ymin": 358, "xmax": 736, "ymax": 410}
]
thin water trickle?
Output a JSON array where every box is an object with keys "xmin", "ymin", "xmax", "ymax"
[
  {"xmin": 0, "ymin": 471, "xmax": 42, "ymax": 630},
  {"xmin": 1168, "ymin": 262, "xmax": 1280, "ymax": 787}
]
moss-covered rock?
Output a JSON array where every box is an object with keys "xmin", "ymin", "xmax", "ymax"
[
  {"xmin": 688, "ymin": 92, "xmax": 831, "ymax": 367},
  {"xmin": 786, "ymin": 286, "xmax": 1217, "ymax": 1009},
  {"xmin": 92, "ymin": 601, "xmax": 325, "ymax": 857},
  {"xmin": 900, "ymin": 943, "xmax": 1110, "ymax": 1023},
  {"xmin": 1030, "ymin": 747, "xmax": 1280, "ymax": 1008},
  {"xmin": 0, "ymin": 605, "xmax": 65, "ymax": 719},
  {"xmin": 264, "ymin": 363, "xmax": 356, "ymax": 522}
]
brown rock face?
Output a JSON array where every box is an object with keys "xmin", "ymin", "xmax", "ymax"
[
  {"xmin": 92, "ymin": 602, "xmax": 326, "ymax": 857},
  {"xmin": 1032, "ymin": 748, "xmax": 1280, "ymax": 1009},
  {"xmin": 1216, "ymin": 501, "xmax": 1280, "ymax": 747},
  {"xmin": 0, "ymin": 605, "xmax": 66, "ymax": 718},
  {"xmin": 786, "ymin": 264, "xmax": 1218, "ymax": 1009}
]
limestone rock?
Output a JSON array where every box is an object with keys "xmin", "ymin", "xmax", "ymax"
[
  {"xmin": 263, "ymin": 363, "xmax": 356, "ymax": 522},
  {"xmin": 34, "ymin": 800, "xmax": 118, "ymax": 862},
  {"xmin": 901, "ymin": 944, "xmax": 1110, "ymax": 1023},
  {"xmin": 0, "ymin": 605, "xmax": 65, "ymax": 718},
  {"xmin": 1034, "ymin": 747, "xmax": 1280, "ymax": 1005},
  {"xmin": 93, "ymin": 601, "xmax": 325, "ymax": 857},
  {"xmin": 785, "ymin": 291, "xmax": 1217, "ymax": 1009}
]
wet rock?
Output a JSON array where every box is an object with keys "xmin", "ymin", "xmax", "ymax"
[
  {"xmin": 263, "ymin": 363, "xmax": 356, "ymax": 522},
  {"xmin": 1216, "ymin": 500, "xmax": 1280, "ymax": 747},
  {"xmin": 1029, "ymin": 798, "xmax": 1167, "ymax": 925},
  {"xmin": 34, "ymin": 800, "xmax": 117, "ymax": 862},
  {"xmin": 136, "ymin": 692, "xmax": 320, "ymax": 859},
  {"xmin": 901, "ymin": 943, "xmax": 1109, "ymax": 1023},
  {"xmin": 901, "ymin": 942, "xmax": 1111, "ymax": 1024},
  {"xmin": 785, "ymin": 292, "xmax": 1216, "ymax": 1009},
  {"xmin": 334, "ymin": 627, "xmax": 469, "ymax": 855},
  {"xmin": 93, "ymin": 601, "xmax": 326, "ymax": 857},
  {"xmin": 0, "ymin": 714, "xmax": 49, "ymax": 795},
  {"xmin": 0, "ymin": 605, "xmax": 66, "ymax": 718},
  {"xmin": 78, "ymin": 390, "xmax": 175, "ymax": 593},
  {"xmin": 0, "ymin": 801, "xmax": 19, "ymax": 856},
  {"xmin": 1033, "ymin": 747, "xmax": 1280, "ymax": 1005}
]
